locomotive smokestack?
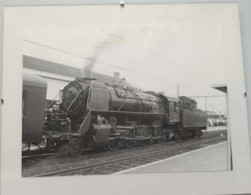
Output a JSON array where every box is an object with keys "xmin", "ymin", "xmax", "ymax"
[
  {"xmin": 114, "ymin": 72, "xmax": 120, "ymax": 80},
  {"xmin": 81, "ymin": 62, "xmax": 93, "ymax": 78},
  {"xmin": 114, "ymin": 72, "xmax": 120, "ymax": 83}
]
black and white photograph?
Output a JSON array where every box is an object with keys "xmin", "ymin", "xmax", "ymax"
[
  {"xmin": 1, "ymin": 2, "xmax": 251, "ymax": 195},
  {"xmin": 22, "ymin": 4, "xmax": 229, "ymax": 177}
]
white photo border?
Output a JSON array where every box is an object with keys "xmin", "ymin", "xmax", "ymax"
[{"xmin": 1, "ymin": 2, "xmax": 251, "ymax": 195}]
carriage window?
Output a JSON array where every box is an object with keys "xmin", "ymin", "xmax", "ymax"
[{"xmin": 23, "ymin": 90, "xmax": 28, "ymax": 116}]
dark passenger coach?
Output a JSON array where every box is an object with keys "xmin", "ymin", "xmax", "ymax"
[{"xmin": 22, "ymin": 72, "xmax": 47, "ymax": 146}]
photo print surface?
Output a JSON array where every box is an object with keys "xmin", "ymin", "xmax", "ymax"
[{"xmin": 21, "ymin": 4, "xmax": 230, "ymax": 177}]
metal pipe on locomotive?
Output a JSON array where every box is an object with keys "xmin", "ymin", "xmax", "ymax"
[{"xmin": 44, "ymin": 77, "xmax": 208, "ymax": 156}]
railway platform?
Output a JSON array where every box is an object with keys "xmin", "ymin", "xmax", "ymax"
[
  {"xmin": 116, "ymin": 141, "xmax": 228, "ymax": 174},
  {"xmin": 206, "ymin": 126, "xmax": 227, "ymax": 132}
]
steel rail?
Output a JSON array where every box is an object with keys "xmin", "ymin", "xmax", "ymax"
[
  {"xmin": 22, "ymin": 153, "xmax": 54, "ymax": 160},
  {"xmin": 32, "ymin": 135, "xmax": 226, "ymax": 177},
  {"xmin": 22, "ymin": 129, "xmax": 226, "ymax": 165},
  {"xmin": 22, "ymin": 130, "xmax": 227, "ymax": 168}
]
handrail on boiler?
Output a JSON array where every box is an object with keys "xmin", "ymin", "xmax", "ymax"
[
  {"xmin": 67, "ymin": 87, "xmax": 85, "ymax": 112},
  {"xmin": 46, "ymin": 92, "xmax": 60, "ymax": 110}
]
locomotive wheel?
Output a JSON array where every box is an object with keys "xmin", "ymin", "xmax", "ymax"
[
  {"xmin": 161, "ymin": 134, "xmax": 168, "ymax": 143},
  {"xmin": 45, "ymin": 140, "xmax": 62, "ymax": 152},
  {"xmin": 159, "ymin": 131, "xmax": 169, "ymax": 143},
  {"xmin": 180, "ymin": 132, "xmax": 186, "ymax": 139},
  {"xmin": 146, "ymin": 137, "xmax": 154, "ymax": 145},
  {"xmin": 124, "ymin": 140, "xmax": 137, "ymax": 148},
  {"xmin": 196, "ymin": 130, "xmax": 203, "ymax": 137},
  {"xmin": 189, "ymin": 131, "xmax": 195, "ymax": 138},
  {"xmin": 67, "ymin": 138, "xmax": 83, "ymax": 157},
  {"xmin": 107, "ymin": 139, "xmax": 120, "ymax": 151},
  {"xmin": 186, "ymin": 131, "xmax": 190, "ymax": 138}
]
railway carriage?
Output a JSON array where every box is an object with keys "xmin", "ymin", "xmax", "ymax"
[{"xmin": 22, "ymin": 72, "xmax": 47, "ymax": 150}]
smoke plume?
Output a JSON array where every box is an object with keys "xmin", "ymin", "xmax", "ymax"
[{"xmin": 81, "ymin": 34, "xmax": 115, "ymax": 78}]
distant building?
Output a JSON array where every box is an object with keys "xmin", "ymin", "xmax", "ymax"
[{"xmin": 206, "ymin": 111, "xmax": 222, "ymax": 119}]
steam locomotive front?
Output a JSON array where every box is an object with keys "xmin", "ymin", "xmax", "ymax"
[{"xmin": 61, "ymin": 78, "xmax": 91, "ymax": 117}]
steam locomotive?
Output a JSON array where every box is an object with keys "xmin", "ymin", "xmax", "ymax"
[{"xmin": 42, "ymin": 77, "xmax": 207, "ymax": 156}]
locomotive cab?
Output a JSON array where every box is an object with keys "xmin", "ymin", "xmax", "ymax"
[
  {"xmin": 165, "ymin": 97, "xmax": 180, "ymax": 123},
  {"xmin": 158, "ymin": 94, "xmax": 180, "ymax": 123}
]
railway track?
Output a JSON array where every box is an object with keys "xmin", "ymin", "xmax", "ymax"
[
  {"xmin": 22, "ymin": 153, "xmax": 54, "ymax": 162},
  {"xmin": 22, "ymin": 129, "xmax": 226, "ymax": 168},
  {"xmin": 30, "ymin": 131, "xmax": 227, "ymax": 177}
]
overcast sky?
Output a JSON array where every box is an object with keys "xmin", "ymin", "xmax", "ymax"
[{"xmin": 22, "ymin": 4, "xmax": 227, "ymax": 113}]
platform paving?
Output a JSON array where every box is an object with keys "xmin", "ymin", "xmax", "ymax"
[
  {"xmin": 116, "ymin": 141, "xmax": 228, "ymax": 174},
  {"xmin": 206, "ymin": 126, "xmax": 227, "ymax": 132}
]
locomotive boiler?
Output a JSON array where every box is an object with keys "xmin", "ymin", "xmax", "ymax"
[{"xmin": 45, "ymin": 77, "xmax": 207, "ymax": 156}]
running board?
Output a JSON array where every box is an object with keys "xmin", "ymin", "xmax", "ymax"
[{"xmin": 110, "ymin": 136, "xmax": 162, "ymax": 141}]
